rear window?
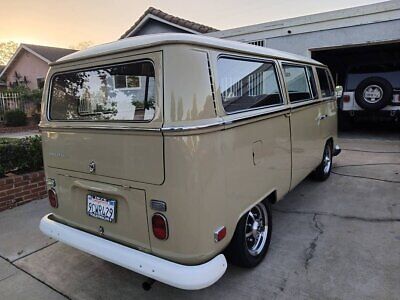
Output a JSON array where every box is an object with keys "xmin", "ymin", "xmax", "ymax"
[
  {"xmin": 217, "ymin": 57, "xmax": 282, "ymax": 113},
  {"xmin": 317, "ymin": 68, "xmax": 334, "ymax": 98},
  {"xmin": 49, "ymin": 60, "xmax": 156, "ymax": 121}
]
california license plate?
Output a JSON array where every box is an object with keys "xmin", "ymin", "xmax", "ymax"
[{"xmin": 86, "ymin": 194, "xmax": 117, "ymax": 223}]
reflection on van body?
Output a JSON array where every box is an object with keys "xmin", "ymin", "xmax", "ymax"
[{"xmin": 39, "ymin": 34, "xmax": 340, "ymax": 290}]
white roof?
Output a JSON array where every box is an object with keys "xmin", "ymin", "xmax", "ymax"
[{"xmin": 55, "ymin": 33, "xmax": 323, "ymax": 66}]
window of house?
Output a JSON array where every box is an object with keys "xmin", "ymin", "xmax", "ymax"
[
  {"xmin": 282, "ymin": 65, "xmax": 313, "ymax": 102},
  {"xmin": 36, "ymin": 78, "xmax": 45, "ymax": 89},
  {"xmin": 217, "ymin": 57, "xmax": 282, "ymax": 113},
  {"xmin": 248, "ymin": 40, "xmax": 265, "ymax": 47},
  {"xmin": 317, "ymin": 68, "xmax": 335, "ymax": 98},
  {"xmin": 113, "ymin": 75, "xmax": 141, "ymax": 89},
  {"xmin": 49, "ymin": 60, "xmax": 156, "ymax": 121}
]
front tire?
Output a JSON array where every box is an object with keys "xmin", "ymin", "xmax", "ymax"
[
  {"xmin": 313, "ymin": 141, "xmax": 333, "ymax": 181},
  {"xmin": 226, "ymin": 201, "xmax": 272, "ymax": 268}
]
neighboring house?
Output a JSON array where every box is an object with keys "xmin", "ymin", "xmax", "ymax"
[
  {"xmin": 0, "ymin": 65, "xmax": 6, "ymax": 91},
  {"xmin": 120, "ymin": 7, "xmax": 218, "ymax": 39},
  {"xmin": 0, "ymin": 44, "xmax": 76, "ymax": 90}
]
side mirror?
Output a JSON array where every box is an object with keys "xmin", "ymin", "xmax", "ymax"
[{"xmin": 335, "ymin": 86, "xmax": 343, "ymax": 98}]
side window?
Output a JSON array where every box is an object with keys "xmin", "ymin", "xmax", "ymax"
[
  {"xmin": 282, "ymin": 65, "xmax": 313, "ymax": 102},
  {"xmin": 317, "ymin": 68, "xmax": 335, "ymax": 98},
  {"xmin": 217, "ymin": 57, "xmax": 282, "ymax": 113}
]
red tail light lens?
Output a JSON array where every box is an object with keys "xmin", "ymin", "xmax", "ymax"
[
  {"xmin": 48, "ymin": 189, "xmax": 58, "ymax": 208},
  {"xmin": 343, "ymin": 95, "xmax": 350, "ymax": 103},
  {"xmin": 152, "ymin": 213, "xmax": 168, "ymax": 240}
]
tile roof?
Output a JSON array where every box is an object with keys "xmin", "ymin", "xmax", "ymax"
[
  {"xmin": 22, "ymin": 44, "xmax": 77, "ymax": 62},
  {"xmin": 120, "ymin": 7, "xmax": 218, "ymax": 39}
]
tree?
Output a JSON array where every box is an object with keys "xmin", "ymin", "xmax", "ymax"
[
  {"xmin": 69, "ymin": 41, "xmax": 93, "ymax": 50},
  {"xmin": 0, "ymin": 41, "xmax": 19, "ymax": 65}
]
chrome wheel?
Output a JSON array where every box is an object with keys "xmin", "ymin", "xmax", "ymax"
[
  {"xmin": 323, "ymin": 145, "xmax": 332, "ymax": 174},
  {"xmin": 245, "ymin": 203, "xmax": 268, "ymax": 256},
  {"xmin": 363, "ymin": 85, "xmax": 383, "ymax": 104}
]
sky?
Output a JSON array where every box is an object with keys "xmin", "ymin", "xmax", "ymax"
[{"xmin": 0, "ymin": 0, "xmax": 388, "ymax": 48}]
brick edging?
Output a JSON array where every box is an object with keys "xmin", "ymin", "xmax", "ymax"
[{"xmin": 0, "ymin": 170, "xmax": 46, "ymax": 212}]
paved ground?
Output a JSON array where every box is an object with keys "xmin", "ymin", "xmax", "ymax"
[{"xmin": 0, "ymin": 132, "xmax": 399, "ymax": 299}]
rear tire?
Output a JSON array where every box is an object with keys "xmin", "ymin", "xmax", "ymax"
[
  {"xmin": 313, "ymin": 141, "xmax": 333, "ymax": 181},
  {"xmin": 225, "ymin": 201, "xmax": 272, "ymax": 268}
]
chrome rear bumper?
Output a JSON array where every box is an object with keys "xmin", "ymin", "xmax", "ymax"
[{"xmin": 39, "ymin": 214, "xmax": 227, "ymax": 290}]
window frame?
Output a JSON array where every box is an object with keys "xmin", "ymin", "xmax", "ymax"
[
  {"xmin": 281, "ymin": 62, "xmax": 318, "ymax": 103},
  {"xmin": 47, "ymin": 58, "xmax": 156, "ymax": 123},
  {"xmin": 216, "ymin": 54, "xmax": 285, "ymax": 115},
  {"xmin": 112, "ymin": 74, "xmax": 142, "ymax": 90}
]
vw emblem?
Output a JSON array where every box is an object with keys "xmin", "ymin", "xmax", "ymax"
[{"xmin": 89, "ymin": 161, "xmax": 96, "ymax": 173}]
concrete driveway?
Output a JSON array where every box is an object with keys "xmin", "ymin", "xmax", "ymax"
[{"xmin": 0, "ymin": 133, "xmax": 399, "ymax": 299}]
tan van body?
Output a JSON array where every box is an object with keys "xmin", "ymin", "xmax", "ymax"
[{"xmin": 40, "ymin": 34, "xmax": 338, "ymax": 288}]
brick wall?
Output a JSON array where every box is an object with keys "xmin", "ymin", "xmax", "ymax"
[{"xmin": 0, "ymin": 170, "xmax": 46, "ymax": 212}]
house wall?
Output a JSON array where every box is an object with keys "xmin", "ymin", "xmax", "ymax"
[
  {"xmin": 207, "ymin": 1, "xmax": 400, "ymax": 57},
  {"xmin": 4, "ymin": 50, "xmax": 49, "ymax": 90},
  {"xmin": 132, "ymin": 19, "xmax": 189, "ymax": 36}
]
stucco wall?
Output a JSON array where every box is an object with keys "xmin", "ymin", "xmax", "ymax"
[
  {"xmin": 4, "ymin": 50, "xmax": 49, "ymax": 89},
  {"xmin": 255, "ymin": 20, "xmax": 400, "ymax": 56},
  {"xmin": 207, "ymin": 1, "xmax": 400, "ymax": 57}
]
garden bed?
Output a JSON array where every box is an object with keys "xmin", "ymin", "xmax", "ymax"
[
  {"xmin": 0, "ymin": 135, "xmax": 45, "ymax": 211},
  {"xmin": 0, "ymin": 120, "xmax": 39, "ymax": 134},
  {"xmin": 0, "ymin": 170, "xmax": 46, "ymax": 211}
]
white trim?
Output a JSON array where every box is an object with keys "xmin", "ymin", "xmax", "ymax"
[
  {"xmin": 40, "ymin": 214, "xmax": 227, "ymax": 290},
  {"xmin": 0, "ymin": 44, "xmax": 51, "ymax": 79},
  {"xmin": 124, "ymin": 14, "xmax": 201, "ymax": 38}
]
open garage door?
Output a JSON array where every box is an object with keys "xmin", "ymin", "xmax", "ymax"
[
  {"xmin": 311, "ymin": 42, "xmax": 400, "ymax": 87},
  {"xmin": 311, "ymin": 42, "xmax": 400, "ymax": 128}
]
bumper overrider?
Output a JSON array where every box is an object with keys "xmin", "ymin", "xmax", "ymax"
[
  {"xmin": 333, "ymin": 144, "xmax": 341, "ymax": 157},
  {"xmin": 39, "ymin": 214, "xmax": 227, "ymax": 290}
]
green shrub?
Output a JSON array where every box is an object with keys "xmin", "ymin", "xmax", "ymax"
[
  {"xmin": 4, "ymin": 109, "xmax": 27, "ymax": 127},
  {"xmin": 0, "ymin": 135, "xmax": 43, "ymax": 177}
]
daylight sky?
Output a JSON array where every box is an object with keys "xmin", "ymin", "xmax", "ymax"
[{"xmin": 0, "ymin": 0, "xmax": 388, "ymax": 48}]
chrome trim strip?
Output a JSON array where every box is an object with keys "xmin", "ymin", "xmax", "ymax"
[
  {"xmin": 40, "ymin": 125, "xmax": 161, "ymax": 132},
  {"xmin": 161, "ymin": 121, "xmax": 225, "ymax": 132},
  {"xmin": 223, "ymin": 107, "xmax": 290, "ymax": 125},
  {"xmin": 41, "ymin": 99, "xmax": 333, "ymax": 133}
]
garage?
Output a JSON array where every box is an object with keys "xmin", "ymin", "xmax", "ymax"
[
  {"xmin": 311, "ymin": 42, "xmax": 400, "ymax": 88},
  {"xmin": 208, "ymin": 1, "xmax": 400, "ymax": 128}
]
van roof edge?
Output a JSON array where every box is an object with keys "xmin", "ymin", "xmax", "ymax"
[{"xmin": 52, "ymin": 33, "xmax": 324, "ymax": 66}]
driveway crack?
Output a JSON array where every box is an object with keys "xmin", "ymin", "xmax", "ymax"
[
  {"xmin": 273, "ymin": 208, "xmax": 400, "ymax": 223},
  {"xmin": 304, "ymin": 214, "xmax": 323, "ymax": 270}
]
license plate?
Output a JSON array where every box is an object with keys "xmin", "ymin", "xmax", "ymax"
[{"xmin": 86, "ymin": 194, "xmax": 117, "ymax": 223}]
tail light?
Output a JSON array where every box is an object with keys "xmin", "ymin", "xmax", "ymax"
[
  {"xmin": 343, "ymin": 95, "xmax": 350, "ymax": 103},
  {"xmin": 152, "ymin": 213, "xmax": 168, "ymax": 240},
  {"xmin": 48, "ymin": 189, "xmax": 58, "ymax": 208}
]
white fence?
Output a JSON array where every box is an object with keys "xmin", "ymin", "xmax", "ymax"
[{"xmin": 0, "ymin": 92, "xmax": 25, "ymax": 122}]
